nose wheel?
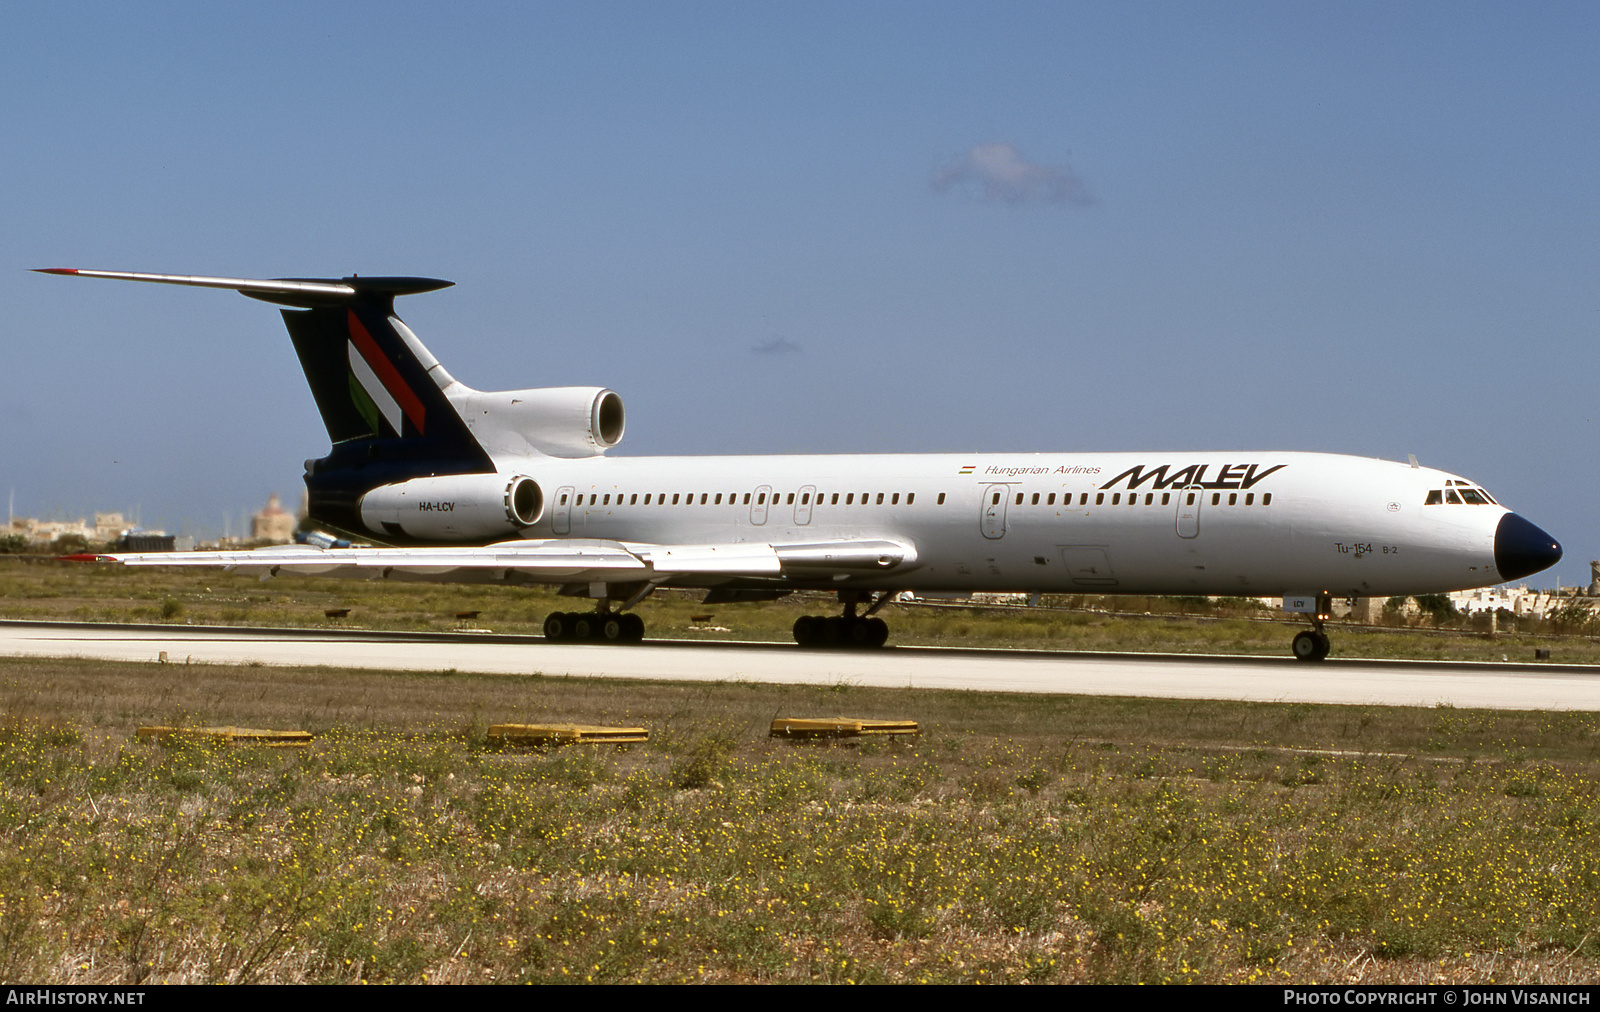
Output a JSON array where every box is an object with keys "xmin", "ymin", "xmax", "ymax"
[{"xmin": 1292, "ymin": 629, "xmax": 1331, "ymax": 661}]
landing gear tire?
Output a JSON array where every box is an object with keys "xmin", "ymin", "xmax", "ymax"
[
  {"xmin": 792, "ymin": 614, "xmax": 890, "ymax": 650},
  {"xmin": 543, "ymin": 612, "xmax": 571, "ymax": 641},
  {"xmin": 621, "ymin": 613, "xmax": 645, "ymax": 643},
  {"xmin": 601, "ymin": 616, "xmax": 624, "ymax": 642},
  {"xmin": 793, "ymin": 616, "xmax": 817, "ymax": 645},
  {"xmin": 1292, "ymin": 630, "xmax": 1331, "ymax": 662}
]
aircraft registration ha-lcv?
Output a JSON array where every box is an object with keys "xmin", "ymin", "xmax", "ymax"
[{"xmin": 39, "ymin": 268, "xmax": 1562, "ymax": 661}]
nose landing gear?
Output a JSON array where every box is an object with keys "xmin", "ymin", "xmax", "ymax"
[
  {"xmin": 1292, "ymin": 628, "xmax": 1331, "ymax": 661},
  {"xmin": 1287, "ymin": 592, "xmax": 1333, "ymax": 661}
]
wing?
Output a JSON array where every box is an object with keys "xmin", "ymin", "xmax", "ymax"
[{"xmin": 87, "ymin": 537, "xmax": 917, "ymax": 585}]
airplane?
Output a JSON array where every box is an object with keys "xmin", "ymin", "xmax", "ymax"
[{"xmin": 37, "ymin": 268, "xmax": 1563, "ymax": 661}]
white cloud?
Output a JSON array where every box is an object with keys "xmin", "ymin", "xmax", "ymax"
[
  {"xmin": 932, "ymin": 143, "xmax": 1096, "ymax": 206},
  {"xmin": 752, "ymin": 336, "xmax": 802, "ymax": 355}
]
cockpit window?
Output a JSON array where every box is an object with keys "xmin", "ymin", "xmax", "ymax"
[{"xmin": 1428, "ymin": 484, "xmax": 1498, "ymax": 505}]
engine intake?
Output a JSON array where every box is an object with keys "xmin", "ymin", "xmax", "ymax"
[{"xmin": 358, "ymin": 473, "xmax": 543, "ymax": 541}]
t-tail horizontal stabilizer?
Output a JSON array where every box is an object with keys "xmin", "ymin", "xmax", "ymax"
[{"xmin": 32, "ymin": 268, "xmax": 452, "ymax": 308}]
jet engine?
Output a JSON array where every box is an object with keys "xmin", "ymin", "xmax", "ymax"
[
  {"xmin": 453, "ymin": 386, "xmax": 625, "ymax": 459},
  {"xmin": 358, "ymin": 473, "xmax": 543, "ymax": 541}
]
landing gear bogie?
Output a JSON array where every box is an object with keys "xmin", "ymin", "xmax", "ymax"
[
  {"xmin": 793, "ymin": 614, "xmax": 889, "ymax": 649},
  {"xmin": 543, "ymin": 610, "xmax": 645, "ymax": 644}
]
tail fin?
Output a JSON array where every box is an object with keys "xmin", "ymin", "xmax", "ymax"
[{"xmin": 34, "ymin": 268, "xmax": 487, "ymax": 461}]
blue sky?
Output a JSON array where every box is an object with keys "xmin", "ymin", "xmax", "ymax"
[{"xmin": 4, "ymin": 2, "xmax": 1597, "ymax": 586}]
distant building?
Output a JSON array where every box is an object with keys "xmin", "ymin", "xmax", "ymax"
[
  {"xmin": 251, "ymin": 494, "xmax": 296, "ymax": 543},
  {"xmin": 1447, "ymin": 585, "xmax": 1591, "ymax": 620},
  {"xmin": 93, "ymin": 512, "xmax": 128, "ymax": 541},
  {"xmin": 117, "ymin": 530, "xmax": 175, "ymax": 552},
  {"xmin": 10, "ymin": 514, "xmax": 116, "ymax": 545}
]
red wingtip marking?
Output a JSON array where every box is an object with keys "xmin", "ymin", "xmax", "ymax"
[
  {"xmin": 57, "ymin": 553, "xmax": 106, "ymax": 562},
  {"xmin": 33, "ymin": 268, "xmax": 81, "ymax": 275}
]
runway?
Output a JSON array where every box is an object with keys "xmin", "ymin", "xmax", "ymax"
[{"xmin": 4, "ymin": 619, "xmax": 1599, "ymax": 710}]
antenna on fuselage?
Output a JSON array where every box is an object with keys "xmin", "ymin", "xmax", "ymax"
[{"xmin": 1407, "ymin": 454, "xmax": 1419, "ymax": 468}]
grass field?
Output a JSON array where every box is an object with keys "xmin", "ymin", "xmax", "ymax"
[
  {"xmin": 5, "ymin": 559, "xmax": 1600, "ymax": 983},
  {"xmin": 4, "ymin": 650, "xmax": 1600, "ymax": 984}
]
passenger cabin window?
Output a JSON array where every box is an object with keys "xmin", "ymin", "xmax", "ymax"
[
  {"xmin": 876, "ymin": 493, "xmax": 884, "ymax": 505},
  {"xmin": 907, "ymin": 493, "xmax": 915, "ymax": 504},
  {"xmin": 937, "ymin": 493, "xmax": 946, "ymax": 505},
  {"xmin": 892, "ymin": 493, "xmax": 900, "ymax": 505}
]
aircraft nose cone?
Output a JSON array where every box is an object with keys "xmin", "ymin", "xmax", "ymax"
[{"xmin": 1495, "ymin": 512, "xmax": 1562, "ymax": 581}]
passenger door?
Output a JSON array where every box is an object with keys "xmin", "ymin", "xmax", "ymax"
[
  {"xmin": 1175, "ymin": 485, "xmax": 1202, "ymax": 539},
  {"xmin": 795, "ymin": 484, "xmax": 816, "ymax": 525},
  {"xmin": 981, "ymin": 484, "xmax": 1008, "ymax": 539},
  {"xmin": 553, "ymin": 486, "xmax": 575, "ymax": 535}
]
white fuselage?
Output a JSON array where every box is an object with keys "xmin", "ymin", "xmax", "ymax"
[{"xmin": 491, "ymin": 450, "xmax": 1508, "ymax": 598}]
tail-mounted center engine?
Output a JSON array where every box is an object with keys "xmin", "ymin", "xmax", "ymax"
[
  {"xmin": 454, "ymin": 386, "xmax": 625, "ymax": 459},
  {"xmin": 358, "ymin": 473, "xmax": 543, "ymax": 541}
]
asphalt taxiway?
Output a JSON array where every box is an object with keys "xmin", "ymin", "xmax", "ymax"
[{"xmin": 2, "ymin": 620, "xmax": 1598, "ymax": 710}]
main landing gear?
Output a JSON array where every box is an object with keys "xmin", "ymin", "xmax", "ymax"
[
  {"xmin": 543, "ymin": 610, "xmax": 645, "ymax": 644},
  {"xmin": 793, "ymin": 591, "xmax": 893, "ymax": 649},
  {"xmin": 544, "ymin": 581, "xmax": 659, "ymax": 645}
]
